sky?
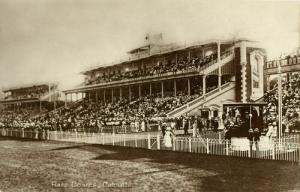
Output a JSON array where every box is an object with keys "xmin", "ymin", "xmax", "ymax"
[{"xmin": 0, "ymin": 0, "xmax": 299, "ymax": 91}]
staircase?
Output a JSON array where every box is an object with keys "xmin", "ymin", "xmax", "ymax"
[
  {"xmin": 167, "ymin": 82, "xmax": 236, "ymax": 117},
  {"xmin": 166, "ymin": 49, "xmax": 235, "ymax": 118}
]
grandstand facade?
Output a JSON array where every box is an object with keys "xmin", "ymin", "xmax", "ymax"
[
  {"xmin": 63, "ymin": 38, "xmax": 266, "ymax": 119},
  {"xmin": 0, "ymin": 83, "xmax": 61, "ymax": 114},
  {"xmin": 265, "ymin": 53, "xmax": 300, "ymax": 90}
]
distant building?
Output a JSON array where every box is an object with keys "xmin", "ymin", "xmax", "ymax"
[{"xmin": 0, "ymin": 83, "xmax": 62, "ymax": 113}]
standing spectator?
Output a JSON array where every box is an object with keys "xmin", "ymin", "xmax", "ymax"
[
  {"xmin": 141, "ymin": 120, "xmax": 146, "ymax": 132},
  {"xmin": 247, "ymin": 128, "xmax": 255, "ymax": 157},
  {"xmin": 163, "ymin": 126, "xmax": 174, "ymax": 149},
  {"xmin": 183, "ymin": 118, "xmax": 189, "ymax": 136},
  {"xmin": 161, "ymin": 122, "xmax": 166, "ymax": 137},
  {"xmin": 253, "ymin": 127, "xmax": 260, "ymax": 157},
  {"xmin": 192, "ymin": 119, "xmax": 198, "ymax": 137}
]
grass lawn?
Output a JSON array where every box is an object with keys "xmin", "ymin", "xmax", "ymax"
[{"xmin": 0, "ymin": 136, "xmax": 299, "ymax": 192}]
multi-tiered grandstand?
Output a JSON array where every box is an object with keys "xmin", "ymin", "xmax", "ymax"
[
  {"xmin": 63, "ymin": 38, "xmax": 265, "ymax": 120},
  {"xmin": 0, "ymin": 37, "xmax": 269, "ymax": 132},
  {"xmin": 0, "ymin": 83, "xmax": 63, "ymax": 126}
]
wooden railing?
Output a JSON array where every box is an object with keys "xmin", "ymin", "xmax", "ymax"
[
  {"xmin": 1, "ymin": 128, "xmax": 299, "ymax": 164},
  {"xmin": 167, "ymin": 82, "xmax": 234, "ymax": 117}
]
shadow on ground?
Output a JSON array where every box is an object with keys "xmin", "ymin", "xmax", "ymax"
[{"xmin": 49, "ymin": 143, "xmax": 300, "ymax": 192}]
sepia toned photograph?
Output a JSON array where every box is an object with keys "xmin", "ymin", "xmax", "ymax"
[{"xmin": 0, "ymin": 0, "xmax": 300, "ymax": 191}]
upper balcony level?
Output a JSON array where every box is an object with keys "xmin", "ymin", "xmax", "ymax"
[
  {"xmin": 264, "ymin": 55, "xmax": 300, "ymax": 75},
  {"xmin": 1, "ymin": 83, "xmax": 58, "ymax": 103},
  {"xmin": 64, "ymin": 49, "xmax": 234, "ymax": 94}
]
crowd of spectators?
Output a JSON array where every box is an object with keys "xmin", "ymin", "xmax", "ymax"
[
  {"xmin": 0, "ymin": 90, "xmax": 207, "ymax": 133},
  {"xmin": 86, "ymin": 53, "xmax": 218, "ymax": 85},
  {"xmin": 263, "ymin": 72, "xmax": 300, "ymax": 132}
]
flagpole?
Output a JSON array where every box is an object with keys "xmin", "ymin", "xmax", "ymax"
[{"xmin": 278, "ymin": 61, "xmax": 282, "ymax": 144}]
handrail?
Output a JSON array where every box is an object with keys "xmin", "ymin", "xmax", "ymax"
[{"xmin": 167, "ymin": 82, "xmax": 233, "ymax": 117}]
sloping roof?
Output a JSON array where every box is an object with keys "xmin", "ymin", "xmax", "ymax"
[
  {"xmin": 2, "ymin": 82, "xmax": 57, "ymax": 92},
  {"xmin": 81, "ymin": 38, "xmax": 250, "ymax": 75},
  {"xmin": 128, "ymin": 44, "xmax": 151, "ymax": 54}
]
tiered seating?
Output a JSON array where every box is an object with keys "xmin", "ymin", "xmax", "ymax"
[
  {"xmin": 87, "ymin": 53, "xmax": 218, "ymax": 85},
  {"xmin": 0, "ymin": 91, "xmax": 202, "ymax": 131}
]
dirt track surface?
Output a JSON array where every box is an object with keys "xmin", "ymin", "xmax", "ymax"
[{"xmin": 0, "ymin": 137, "xmax": 300, "ymax": 192}]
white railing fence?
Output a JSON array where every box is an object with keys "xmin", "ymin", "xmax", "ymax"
[{"xmin": 0, "ymin": 128, "xmax": 299, "ymax": 165}]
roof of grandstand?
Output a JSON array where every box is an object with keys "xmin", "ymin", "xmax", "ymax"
[
  {"xmin": 2, "ymin": 82, "xmax": 58, "ymax": 92},
  {"xmin": 82, "ymin": 38, "xmax": 256, "ymax": 75}
]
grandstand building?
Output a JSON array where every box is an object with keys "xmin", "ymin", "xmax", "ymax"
[
  {"xmin": 0, "ymin": 83, "xmax": 61, "ymax": 114},
  {"xmin": 63, "ymin": 38, "xmax": 266, "ymax": 119},
  {"xmin": 265, "ymin": 52, "xmax": 300, "ymax": 90}
]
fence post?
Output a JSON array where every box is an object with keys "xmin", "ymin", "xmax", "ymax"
[
  {"xmin": 206, "ymin": 138, "xmax": 210, "ymax": 154},
  {"xmin": 75, "ymin": 130, "xmax": 78, "ymax": 142},
  {"xmin": 123, "ymin": 134, "xmax": 126, "ymax": 147},
  {"xmin": 218, "ymin": 132, "xmax": 221, "ymax": 144},
  {"xmin": 248, "ymin": 147, "xmax": 251, "ymax": 158},
  {"xmin": 272, "ymin": 144, "xmax": 275, "ymax": 160},
  {"xmin": 188, "ymin": 137, "xmax": 192, "ymax": 152},
  {"xmin": 173, "ymin": 137, "xmax": 176, "ymax": 151},
  {"xmin": 22, "ymin": 128, "xmax": 25, "ymax": 138},
  {"xmin": 226, "ymin": 140, "xmax": 229, "ymax": 156},
  {"xmin": 157, "ymin": 135, "xmax": 160, "ymax": 150},
  {"xmin": 42, "ymin": 130, "xmax": 45, "ymax": 140},
  {"xmin": 47, "ymin": 130, "xmax": 50, "ymax": 140},
  {"xmin": 147, "ymin": 134, "xmax": 151, "ymax": 149},
  {"xmin": 35, "ymin": 129, "xmax": 38, "ymax": 140},
  {"xmin": 112, "ymin": 133, "xmax": 115, "ymax": 146},
  {"xmin": 298, "ymin": 145, "xmax": 300, "ymax": 166},
  {"xmin": 53, "ymin": 131, "xmax": 56, "ymax": 140},
  {"xmin": 60, "ymin": 130, "xmax": 63, "ymax": 140}
]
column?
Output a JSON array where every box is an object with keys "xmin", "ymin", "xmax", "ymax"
[
  {"xmin": 218, "ymin": 41, "xmax": 222, "ymax": 90},
  {"xmin": 95, "ymin": 90, "xmax": 98, "ymax": 103},
  {"xmin": 287, "ymin": 72, "xmax": 290, "ymax": 82},
  {"xmin": 188, "ymin": 49, "xmax": 191, "ymax": 63},
  {"xmin": 103, "ymin": 89, "xmax": 106, "ymax": 103},
  {"xmin": 202, "ymin": 76, "xmax": 206, "ymax": 95},
  {"xmin": 129, "ymin": 86, "xmax": 131, "ymax": 101},
  {"xmin": 217, "ymin": 40, "xmax": 221, "ymax": 62},
  {"xmin": 240, "ymin": 41, "xmax": 247, "ymax": 103},
  {"xmin": 65, "ymin": 93, "xmax": 68, "ymax": 107},
  {"xmin": 161, "ymin": 81, "xmax": 164, "ymax": 98},
  {"xmin": 119, "ymin": 87, "xmax": 122, "ymax": 99},
  {"xmin": 187, "ymin": 78, "xmax": 191, "ymax": 96},
  {"xmin": 111, "ymin": 89, "xmax": 114, "ymax": 103},
  {"xmin": 39, "ymin": 101, "xmax": 42, "ymax": 112},
  {"xmin": 174, "ymin": 80, "xmax": 177, "ymax": 97},
  {"xmin": 139, "ymin": 84, "xmax": 141, "ymax": 98},
  {"xmin": 149, "ymin": 83, "xmax": 152, "ymax": 96},
  {"xmin": 70, "ymin": 93, "xmax": 73, "ymax": 102},
  {"xmin": 266, "ymin": 75, "xmax": 270, "ymax": 91}
]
